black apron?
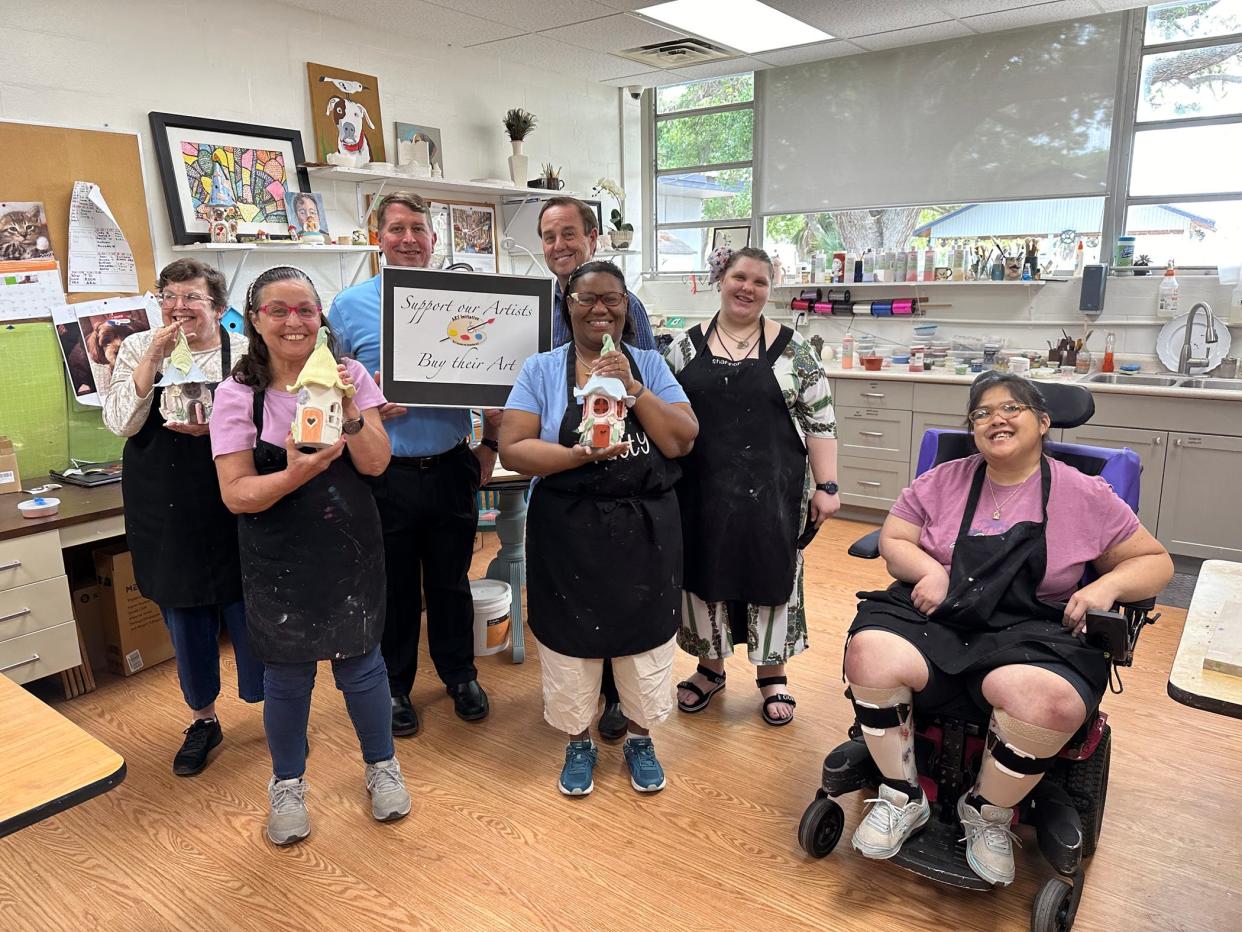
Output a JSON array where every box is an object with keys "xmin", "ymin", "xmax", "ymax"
[
  {"xmin": 849, "ymin": 456, "xmax": 1109, "ymax": 695},
  {"xmin": 237, "ymin": 389, "xmax": 385, "ymax": 664},
  {"xmin": 525, "ymin": 346, "xmax": 683, "ymax": 659},
  {"xmin": 675, "ymin": 317, "xmax": 806, "ymax": 605},
  {"xmin": 122, "ymin": 328, "xmax": 242, "ymax": 608}
]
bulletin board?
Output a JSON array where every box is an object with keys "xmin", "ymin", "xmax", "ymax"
[
  {"xmin": 0, "ymin": 120, "xmax": 154, "ymax": 479},
  {"xmin": 0, "ymin": 120, "xmax": 157, "ymax": 304}
]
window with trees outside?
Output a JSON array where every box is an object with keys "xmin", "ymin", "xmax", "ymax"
[
  {"xmin": 653, "ymin": 74, "xmax": 753, "ymax": 273},
  {"xmin": 1124, "ymin": 0, "xmax": 1242, "ymax": 270}
]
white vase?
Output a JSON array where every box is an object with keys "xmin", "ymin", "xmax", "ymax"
[{"xmin": 507, "ymin": 139, "xmax": 527, "ymax": 186}]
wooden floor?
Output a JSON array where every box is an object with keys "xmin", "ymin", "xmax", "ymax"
[{"xmin": 2, "ymin": 518, "xmax": 1239, "ymax": 931}]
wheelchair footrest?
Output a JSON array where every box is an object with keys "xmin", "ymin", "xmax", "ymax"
[
  {"xmin": 1030, "ymin": 783, "xmax": 1084, "ymax": 876},
  {"xmin": 821, "ymin": 737, "xmax": 880, "ymax": 797},
  {"xmin": 889, "ymin": 816, "xmax": 993, "ymax": 891}
]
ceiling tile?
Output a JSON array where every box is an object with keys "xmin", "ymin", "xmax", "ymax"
[
  {"xmin": 601, "ymin": 69, "xmax": 691, "ymax": 87},
  {"xmin": 422, "ymin": 0, "xmax": 615, "ymax": 31},
  {"xmin": 540, "ymin": 12, "xmax": 686, "ymax": 52},
  {"xmin": 963, "ymin": 0, "xmax": 1109, "ymax": 34},
  {"xmin": 278, "ymin": 0, "xmax": 523, "ymax": 46},
  {"xmin": 765, "ymin": 1, "xmax": 956, "ymax": 38},
  {"xmin": 754, "ymin": 39, "xmax": 867, "ymax": 67},
  {"xmin": 932, "ymin": 1, "xmax": 1032, "ymax": 15},
  {"xmin": 851, "ymin": 19, "xmax": 975, "ymax": 52},
  {"xmin": 479, "ymin": 31, "xmax": 653, "ymax": 81},
  {"xmin": 1093, "ymin": 0, "xmax": 1148, "ymax": 10},
  {"xmin": 666, "ymin": 56, "xmax": 769, "ymax": 80}
]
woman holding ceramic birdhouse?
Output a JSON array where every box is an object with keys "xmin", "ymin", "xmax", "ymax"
[
  {"xmin": 666, "ymin": 246, "xmax": 839, "ymax": 727},
  {"xmin": 102, "ymin": 257, "xmax": 260, "ymax": 779},
  {"xmin": 501, "ymin": 260, "xmax": 698, "ymax": 797},
  {"xmin": 210, "ymin": 265, "xmax": 410, "ymax": 847}
]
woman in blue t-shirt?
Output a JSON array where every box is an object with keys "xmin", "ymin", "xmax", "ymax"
[{"xmin": 501, "ymin": 261, "xmax": 698, "ymax": 798}]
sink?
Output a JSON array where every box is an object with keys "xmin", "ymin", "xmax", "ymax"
[
  {"xmin": 1081, "ymin": 373, "xmax": 1186, "ymax": 387},
  {"xmin": 1178, "ymin": 377, "xmax": 1242, "ymax": 391}
]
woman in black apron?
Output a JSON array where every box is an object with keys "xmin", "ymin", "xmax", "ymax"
[
  {"xmin": 500, "ymin": 261, "xmax": 698, "ymax": 797},
  {"xmin": 211, "ymin": 266, "xmax": 409, "ymax": 846},
  {"xmin": 841, "ymin": 373, "xmax": 1171, "ymax": 885},
  {"xmin": 102, "ymin": 258, "xmax": 260, "ymax": 777},
  {"xmin": 668, "ymin": 247, "xmax": 839, "ymax": 726}
]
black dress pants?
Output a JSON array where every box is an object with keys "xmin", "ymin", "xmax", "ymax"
[{"xmin": 373, "ymin": 445, "xmax": 481, "ymax": 695}]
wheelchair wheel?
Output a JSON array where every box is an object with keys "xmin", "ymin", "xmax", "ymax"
[
  {"xmin": 1031, "ymin": 878, "xmax": 1075, "ymax": 932},
  {"xmin": 798, "ymin": 797, "xmax": 844, "ymax": 858},
  {"xmin": 1062, "ymin": 724, "xmax": 1111, "ymax": 860}
]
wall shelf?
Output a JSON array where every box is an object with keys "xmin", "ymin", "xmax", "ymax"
[{"xmin": 170, "ymin": 243, "xmax": 378, "ymax": 294}]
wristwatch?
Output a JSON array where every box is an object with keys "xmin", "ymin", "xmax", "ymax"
[
  {"xmin": 478, "ymin": 438, "xmax": 499, "ymax": 452},
  {"xmin": 342, "ymin": 416, "xmax": 364, "ymax": 435},
  {"xmin": 815, "ymin": 481, "xmax": 839, "ymax": 495}
]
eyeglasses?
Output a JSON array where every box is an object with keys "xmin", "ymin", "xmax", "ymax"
[
  {"xmin": 256, "ymin": 304, "xmax": 321, "ymax": 321},
  {"xmin": 156, "ymin": 292, "xmax": 212, "ymax": 308},
  {"xmin": 568, "ymin": 291, "xmax": 626, "ymax": 310},
  {"xmin": 967, "ymin": 401, "xmax": 1033, "ymax": 424}
]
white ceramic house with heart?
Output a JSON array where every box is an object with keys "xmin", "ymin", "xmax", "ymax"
[{"xmin": 288, "ymin": 328, "xmax": 354, "ymax": 448}]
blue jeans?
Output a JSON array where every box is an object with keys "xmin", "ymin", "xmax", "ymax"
[
  {"xmin": 161, "ymin": 601, "xmax": 264, "ymax": 712},
  {"xmin": 263, "ymin": 646, "xmax": 394, "ymax": 781}
]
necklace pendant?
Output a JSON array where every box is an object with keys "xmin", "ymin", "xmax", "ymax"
[
  {"xmin": 991, "ymin": 508, "xmax": 1001, "ymax": 520},
  {"xmin": 736, "ymin": 339, "xmax": 748, "ymax": 350}
]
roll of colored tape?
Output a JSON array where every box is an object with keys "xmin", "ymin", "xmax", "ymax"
[
  {"xmin": 852, "ymin": 301, "xmax": 872, "ymax": 315},
  {"xmin": 826, "ymin": 288, "xmax": 852, "ymax": 304},
  {"xmin": 892, "ymin": 299, "xmax": 913, "ymax": 315},
  {"xmin": 831, "ymin": 302, "xmax": 854, "ymax": 316},
  {"xmin": 871, "ymin": 301, "xmax": 893, "ymax": 316}
]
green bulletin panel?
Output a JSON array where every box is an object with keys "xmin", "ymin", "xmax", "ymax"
[{"xmin": 0, "ymin": 322, "xmax": 123, "ymax": 480}]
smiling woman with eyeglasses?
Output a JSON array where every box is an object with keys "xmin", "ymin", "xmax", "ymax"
[{"xmin": 101, "ymin": 258, "xmax": 262, "ymax": 780}]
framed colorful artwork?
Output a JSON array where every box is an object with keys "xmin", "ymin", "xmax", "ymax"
[
  {"xmin": 307, "ymin": 63, "xmax": 386, "ymax": 164},
  {"xmin": 448, "ymin": 202, "xmax": 498, "ymax": 274},
  {"xmin": 148, "ymin": 112, "xmax": 310, "ymax": 245}
]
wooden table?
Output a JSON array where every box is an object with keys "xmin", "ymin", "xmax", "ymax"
[
  {"xmin": 0, "ymin": 672, "xmax": 125, "ymax": 837},
  {"xmin": 0, "ymin": 478, "xmax": 125, "ymax": 546},
  {"xmin": 1168, "ymin": 560, "xmax": 1242, "ymax": 719}
]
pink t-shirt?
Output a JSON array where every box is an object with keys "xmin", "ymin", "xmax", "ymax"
[
  {"xmin": 889, "ymin": 454, "xmax": 1140, "ymax": 603},
  {"xmin": 210, "ymin": 357, "xmax": 386, "ymax": 458}
]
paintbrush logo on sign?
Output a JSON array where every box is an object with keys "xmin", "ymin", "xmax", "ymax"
[{"xmin": 443, "ymin": 315, "xmax": 495, "ymax": 345}]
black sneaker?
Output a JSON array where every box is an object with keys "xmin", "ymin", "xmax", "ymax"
[{"xmin": 173, "ymin": 718, "xmax": 223, "ymax": 776}]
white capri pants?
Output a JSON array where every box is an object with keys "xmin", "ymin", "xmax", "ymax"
[{"xmin": 537, "ymin": 636, "xmax": 677, "ymax": 736}]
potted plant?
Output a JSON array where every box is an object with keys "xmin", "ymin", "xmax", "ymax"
[
  {"xmin": 502, "ymin": 108, "xmax": 536, "ymax": 185},
  {"xmin": 532, "ymin": 162, "xmax": 563, "ymax": 190},
  {"xmin": 1133, "ymin": 253, "xmax": 1151, "ymax": 276},
  {"xmin": 592, "ymin": 178, "xmax": 632, "ymax": 250}
]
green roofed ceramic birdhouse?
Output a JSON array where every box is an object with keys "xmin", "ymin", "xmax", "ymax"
[
  {"xmin": 157, "ymin": 330, "xmax": 213, "ymax": 425},
  {"xmin": 288, "ymin": 328, "xmax": 355, "ymax": 448}
]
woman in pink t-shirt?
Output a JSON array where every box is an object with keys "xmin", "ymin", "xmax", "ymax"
[{"xmin": 840, "ymin": 373, "xmax": 1172, "ymax": 887}]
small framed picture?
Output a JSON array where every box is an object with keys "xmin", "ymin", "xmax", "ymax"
[{"xmin": 711, "ymin": 225, "xmax": 751, "ymax": 251}]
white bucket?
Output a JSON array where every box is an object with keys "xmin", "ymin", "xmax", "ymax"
[{"xmin": 470, "ymin": 578, "xmax": 512, "ymax": 656}]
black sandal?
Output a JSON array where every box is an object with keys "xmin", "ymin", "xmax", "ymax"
[
  {"xmin": 676, "ymin": 664, "xmax": 726, "ymax": 713},
  {"xmin": 757, "ymin": 675, "xmax": 796, "ymax": 726}
]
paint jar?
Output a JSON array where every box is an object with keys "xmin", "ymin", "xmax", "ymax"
[
  {"xmin": 1010, "ymin": 356, "xmax": 1030, "ymax": 375},
  {"xmin": 841, "ymin": 334, "xmax": 854, "ymax": 369},
  {"xmin": 969, "ymin": 359, "xmax": 984, "ymax": 373},
  {"xmin": 909, "ymin": 344, "xmax": 925, "ymax": 372},
  {"xmin": 1060, "ymin": 365, "xmax": 1077, "ymax": 378}
]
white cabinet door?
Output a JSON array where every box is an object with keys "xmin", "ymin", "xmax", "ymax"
[
  {"xmin": 1156, "ymin": 433, "xmax": 1242, "ymax": 560},
  {"xmin": 1061, "ymin": 424, "xmax": 1167, "ymax": 534}
]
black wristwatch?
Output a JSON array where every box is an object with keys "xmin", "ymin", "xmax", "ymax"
[
  {"xmin": 816, "ymin": 481, "xmax": 839, "ymax": 495},
  {"xmin": 478, "ymin": 438, "xmax": 499, "ymax": 452},
  {"xmin": 342, "ymin": 416, "xmax": 364, "ymax": 435}
]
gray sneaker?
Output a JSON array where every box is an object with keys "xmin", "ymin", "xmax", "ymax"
[
  {"xmin": 267, "ymin": 777, "xmax": 310, "ymax": 846},
  {"xmin": 365, "ymin": 757, "xmax": 412, "ymax": 822},
  {"xmin": 851, "ymin": 783, "xmax": 930, "ymax": 859},
  {"xmin": 957, "ymin": 794, "xmax": 1019, "ymax": 886}
]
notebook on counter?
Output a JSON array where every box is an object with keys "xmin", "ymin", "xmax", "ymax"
[{"xmin": 51, "ymin": 461, "xmax": 122, "ymax": 487}]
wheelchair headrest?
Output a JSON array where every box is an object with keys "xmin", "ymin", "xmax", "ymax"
[{"xmin": 969, "ymin": 372, "xmax": 1094, "ymax": 429}]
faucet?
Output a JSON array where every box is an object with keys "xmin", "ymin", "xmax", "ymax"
[{"xmin": 1177, "ymin": 301, "xmax": 1218, "ymax": 374}]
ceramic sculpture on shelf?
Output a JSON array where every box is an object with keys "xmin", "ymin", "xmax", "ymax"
[
  {"xmin": 573, "ymin": 336, "xmax": 632, "ymax": 448},
  {"xmin": 157, "ymin": 330, "xmax": 213, "ymax": 425},
  {"xmin": 299, "ymin": 213, "xmax": 328, "ymax": 245},
  {"xmin": 289, "ymin": 327, "xmax": 354, "ymax": 449}
]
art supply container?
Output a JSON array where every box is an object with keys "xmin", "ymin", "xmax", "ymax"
[
  {"xmin": 860, "ymin": 355, "xmax": 883, "ymax": 371},
  {"xmin": 470, "ymin": 579, "xmax": 512, "ymax": 656}
]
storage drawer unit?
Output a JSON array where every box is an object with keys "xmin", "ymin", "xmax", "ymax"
[
  {"xmin": 835, "ymin": 379, "xmax": 914, "ymax": 410},
  {"xmin": 0, "ymin": 531, "xmax": 64, "ymax": 590},
  {"xmin": 838, "ymin": 409, "xmax": 913, "ymax": 463},
  {"xmin": 0, "ymin": 621, "xmax": 81, "ymax": 686},
  {"xmin": 838, "ymin": 455, "xmax": 910, "ymax": 509},
  {"xmin": 0, "ymin": 576, "xmax": 74, "ymax": 642}
]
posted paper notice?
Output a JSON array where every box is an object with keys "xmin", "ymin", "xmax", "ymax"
[{"xmin": 68, "ymin": 181, "xmax": 138, "ymax": 293}]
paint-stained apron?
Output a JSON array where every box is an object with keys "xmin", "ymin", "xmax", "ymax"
[{"xmin": 237, "ymin": 388, "xmax": 385, "ymax": 663}]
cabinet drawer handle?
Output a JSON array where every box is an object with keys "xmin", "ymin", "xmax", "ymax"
[
  {"xmin": 858, "ymin": 430, "xmax": 886, "ymax": 438},
  {"xmin": 860, "ymin": 392, "xmax": 886, "ymax": 399},
  {"xmin": 857, "ymin": 480, "xmax": 883, "ymax": 488},
  {"xmin": 0, "ymin": 607, "xmax": 31, "ymax": 624},
  {"xmin": 1174, "ymin": 438, "xmax": 1183, "ymax": 447},
  {"xmin": 1153, "ymin": 435, "xmax": 1162, "ymax": 446},
  {"xmin": 0, "ymin": 653, "xmax": 40, "ymax": 674},
  {"xmin": 0, "ymin": 560, "xmax": 21, "ymax": 572}
]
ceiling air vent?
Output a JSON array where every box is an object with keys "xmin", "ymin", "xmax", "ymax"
[{"xmin": 617, "ymin": 37, "xmax": 736, "ymax": 70}]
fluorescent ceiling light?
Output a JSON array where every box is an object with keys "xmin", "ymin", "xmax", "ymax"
[{"xmin": 638, "ymin": 0, "xmax": 832, "ymax": 54}]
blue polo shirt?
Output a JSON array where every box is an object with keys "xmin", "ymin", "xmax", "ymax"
[
  {"xmin": 552, "ymin": 281, "xmax": 656, "ymax": 350},
  {"xmin": 328, "ymin": 274, "xmax": 471, "ymax": 457}
]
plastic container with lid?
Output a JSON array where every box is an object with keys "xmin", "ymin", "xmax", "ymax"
[
  {"xmin": 909, "ymin": 343, "xmax": 925, "ymax": 372},
  {"xmin": 1115, "ymin": 235, "xmax": 1136, "ymax": 272}
]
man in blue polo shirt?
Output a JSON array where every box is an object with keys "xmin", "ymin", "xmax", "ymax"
[
  {"xmin": 537, "ymin": 195, "xmax": 658, "ymax": 742},
  {"xmin": 330, "ymin": 192, "xmax": 496, "ymax": 736}
]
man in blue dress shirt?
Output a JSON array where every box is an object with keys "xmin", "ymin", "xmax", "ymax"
[
  {"xmin": 537, "ymin": 196, "xmax": 658, "ymax": 742},
  {"xmin": 330, "ymin": 192, "xmax": 496, "ymax": 736}
]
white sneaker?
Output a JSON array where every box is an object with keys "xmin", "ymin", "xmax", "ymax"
[
  {"xmin": 957, "ymin": 795, "xmax": 1019, "ymax": 886},
  {"xmin": 365, "ymin": 757, "xmax": 412, "ymax": 822},
  {"xmin": 851, "ymin": 783, "xmax": 931, "ymax": 859},
  {"xmin": 267, "ymin": 777, "xmax": 310, "ymax": 846}
]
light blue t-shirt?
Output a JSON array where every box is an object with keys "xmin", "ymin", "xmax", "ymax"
[
  {"xmin": 505, "ymin": 343, "xmax": 689, "ymax": 444},
  {"xmin": 328, "ymin": 274, "xmax": 472, "ymax": 457}
]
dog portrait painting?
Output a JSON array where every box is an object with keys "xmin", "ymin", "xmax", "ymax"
[{"xmin": 307, "ymin": 62, "xmax": 386, "ymax": 164}]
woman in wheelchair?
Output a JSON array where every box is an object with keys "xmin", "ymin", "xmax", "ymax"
[{"xmin": 842, "ymin": 372, "xmax": 1172, "ymax": 886}]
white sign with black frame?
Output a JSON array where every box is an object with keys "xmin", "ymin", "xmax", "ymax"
[{"xmin": 380, "ymin": 267, "xmax": 554, "ymax": 408}]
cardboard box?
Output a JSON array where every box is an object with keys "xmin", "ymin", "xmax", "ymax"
[
  {"xmin": 0, "ymin": 436, "xmax": 20, "ymax": 495},
  {"xmin": 71, "ymin": 583, "xmax": 109, "ymax": 673},
  {"xmin": 93, "ymin": 543, "xmax": 174, "ymax": 676}
]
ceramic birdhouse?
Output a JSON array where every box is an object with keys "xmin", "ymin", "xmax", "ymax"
[
  {"xmin": 157, "ymin": 330, "xmax": 213, "ymax": 425},
  {"xmin": 574, "ymin": 374, "xmax": 630, "ymax": 448},
  {"xmin": 288, "ymin": 327, "xmax": 355, "ymax": 449}
]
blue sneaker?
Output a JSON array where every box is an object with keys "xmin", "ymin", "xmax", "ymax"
[
  {"xmin": 623, "ymin": 737, "xmax": 666, "ymax": 793},
  {"xmin": 559, "ymin": 739, "xmax": 598, "ymax": 796}
]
